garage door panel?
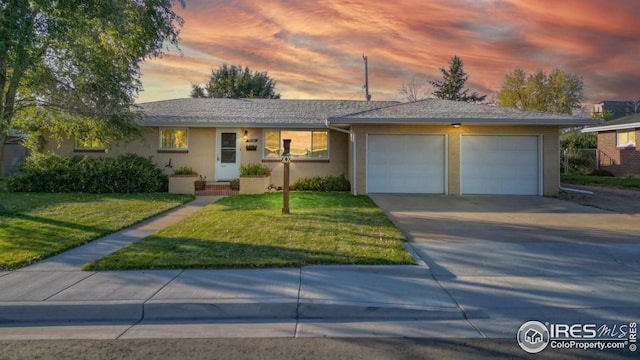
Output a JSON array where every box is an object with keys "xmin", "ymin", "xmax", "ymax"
[
  {"xmin": 369, "ymin": 163, "xmax": 436, "ymax": 177},
  {"xmin": 369, "ymin": 175, "xmax": 440, "ymax": 193},
  {"xmin": 367, "ymin": 134, "xmax": 445, "ymax": 194},
  {"xmin": 461, "ymin": 135, "xmax": 539, "ymax": 195}
]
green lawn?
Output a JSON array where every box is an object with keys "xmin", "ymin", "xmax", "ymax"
[
  {"xmin": 85, "ymin": 192, "xmax": 414, "ymax": 270},
  {"xmin": 561, "ymin": 174, "xmax": 640, "ymax": 189},
  {"xmin": 0, "ymin": 188, "xmax": 193, "ymax": 270}
]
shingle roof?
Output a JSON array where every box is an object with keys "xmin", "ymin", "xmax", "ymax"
[
  {"xmin": 138, "ymin": 98, "xmax": 598, "ymax": 128},
  {"xmin": 582, "ymin": 113, "xmax": 640, "ymax": 133},
  {"xmin": 329, "ymin": 99, "xmax": 598, "ymax": 126},
  {"xmin": 139, "ymin": 98, "xmax": 399, "ymax": 128}
]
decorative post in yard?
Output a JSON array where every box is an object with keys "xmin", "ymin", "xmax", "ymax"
[{"xmin": 282, "ymin": 139, "xmax": 291, "ymax": 214}]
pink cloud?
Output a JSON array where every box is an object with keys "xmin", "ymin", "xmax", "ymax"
[{"xmin": 137, "ymin": 0, "xmax": 640, "ymax": 105}]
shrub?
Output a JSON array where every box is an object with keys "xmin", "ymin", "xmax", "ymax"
[
  {"xmin": 291, "ymin": 175, "xmax": 350, "ymax": 192},
  {"xmin": 7, "ymin": 153, "xmax": 168, "ymax": 193},
  {"xmin": 588, "ymin": 169, "xmax": 614, "ymax": 177},
  {"xmin": 173, "ymin": 166, "xmax": 197, "ymax": 175},
  {"xmin": 240, "ymin": 163, "xmax": 271, "ymax": 176}
]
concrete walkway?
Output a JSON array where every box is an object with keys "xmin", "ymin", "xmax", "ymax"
[{"xmin": 0, "ymin": 196, "xmax": 480, "ymax": 339}]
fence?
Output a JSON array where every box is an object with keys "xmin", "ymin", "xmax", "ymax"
[{"xmin": 561, "ymin": 148, "xmax": 597, "ymax": 174}]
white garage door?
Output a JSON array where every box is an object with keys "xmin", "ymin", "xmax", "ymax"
[
  {"xmin": 367, "ymin": 134, "xmax": 445, "ymax": 193},
  {"xmin": 461, "ymin": 135, "xmax": 540, "ymax": 195}
]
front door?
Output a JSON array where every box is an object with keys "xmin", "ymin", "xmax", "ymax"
[{"xmin": 216, "ymin": 129, "xmax": 241, "ymax": 181}]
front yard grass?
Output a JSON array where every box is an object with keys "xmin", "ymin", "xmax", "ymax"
[
  {"xmin": 0, "ymin": 189, "xmax": 193, "ymax": 270},
  {"xmin": 84, "ymin": 192, "xmax": 414, "ymax": 270},
  {"xmin": 561, "ymin": 174, "xmax": 640, "ymax": 190}
]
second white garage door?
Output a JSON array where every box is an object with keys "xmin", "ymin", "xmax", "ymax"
[
  {"xmin": 461, "ymin": 135, "xmax": 540, "ymax": 195},
  {"xmin": 367, "ymin": 134, "xmax": 445, "ymax": 193}
]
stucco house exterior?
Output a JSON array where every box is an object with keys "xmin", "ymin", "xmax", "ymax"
[
  {"xmin": 582, "ymin": 113, "xmax": 640, "ymax": 176},
  {"xmin": 45, "ymin": 98, "xmax": 597, "ymax": 196}
]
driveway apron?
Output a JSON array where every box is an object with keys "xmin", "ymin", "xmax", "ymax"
[{"xmin": 370, "ymin": 194, "xmax": 640, "ymax": 338}]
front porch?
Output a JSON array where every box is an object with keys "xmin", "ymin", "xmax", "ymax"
[{"xmin": 195, "ymin": 182, "xmax": 239, "ymax": 196}]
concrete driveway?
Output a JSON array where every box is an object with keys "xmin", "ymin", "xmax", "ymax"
[{"xmin": 370, "ymin": 194, "xmax": 640, "ymax": 338}]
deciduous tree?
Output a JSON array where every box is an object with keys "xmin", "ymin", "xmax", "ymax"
[
  {"xmin": 561, "ymin": 131, "xmax": 597, "ymax": 149},
  {"xmin": 497, "ymin": 68, "xmax": 584, "ymax": 115},
  {"xmin": 398, "ymin": 76, "xmax": 431, "ymax": 102},
  {"xmin": 191, "ymin": 64, "xmax": 280, "ymax": 99},
  {"xmin": 626, "ymin": 98, "xmax": 640, "ymax": 115},
  {"xmin": 0, "ymin": 0, "xmax": 184, "ymax": 168},
  {"xmin": 592, "ymin": 109, "xmax": 614, "ymax": 122}
]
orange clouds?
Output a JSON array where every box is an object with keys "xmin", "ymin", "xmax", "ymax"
[{"xmin": 137, "ymin": 0, "xmax": 640, "ymax": 105}]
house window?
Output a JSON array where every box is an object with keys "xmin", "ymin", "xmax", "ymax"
[
  {"xmin": 160, "ymin": 128, "xmax": 188, "ymax": 150},
  {"xmin": 75, "ymin": 138, "xmax": 105, "ymax": 151},
  {"xmin": 617, "ymin": 130, "xmax": 636, "ymax": 147},
  {"xmin": 263, "ymin": 130, "xmax": 328, "ymax": 159}
]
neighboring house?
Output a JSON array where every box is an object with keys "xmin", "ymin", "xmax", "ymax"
[
  {"xmin": 45, "ymin": 98, "xmax": 597, "ymax": 196},
  {"xmin": 593, "ymin": 100, "xmax": 637, "ymax": 119},
  {"xmin": 582, "ymin": 113, "xmax": 640, "ymax": 176}
]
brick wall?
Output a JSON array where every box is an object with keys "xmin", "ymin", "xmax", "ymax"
[{"xmin": 598, "ymin": 129, "xmax": 640, "ymax": 176}]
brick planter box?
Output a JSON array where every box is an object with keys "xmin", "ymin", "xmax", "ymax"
[
  {"xmin": 239, "ymin": 175, "xmax": 271, "ymax": 194},
  {"xmin": 169, "ymin": 174, "xmax": 197, "ymax": 195}
]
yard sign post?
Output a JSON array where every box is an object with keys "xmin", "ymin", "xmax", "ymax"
[{"xmin": 282, "ymin": 139, "xmax": 291, "ymax": 214}]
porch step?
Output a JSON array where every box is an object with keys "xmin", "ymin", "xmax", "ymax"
[{"xmin": 195, "ymin": 183, "xmax": 239, "ymax": 196}]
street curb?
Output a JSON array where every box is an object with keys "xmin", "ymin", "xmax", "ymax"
[
  {"xmin": 298, "ymin": 302, "xmax": 464, "ymax": 320},
  {"xmin": 143, "ymin": 301, "xmax": 298, "ymax": 321},
  {"xmin": 0, "ymin": 301, "xmax": 142, "ymax": 323},
  {"xmin": 0, "ymin": 301, "xmax": 465, "ymax": 324}
]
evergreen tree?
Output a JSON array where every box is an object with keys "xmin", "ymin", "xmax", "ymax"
[{"xmin": 430, "ymin": 56, "xmax": 486, "ymax": 102}]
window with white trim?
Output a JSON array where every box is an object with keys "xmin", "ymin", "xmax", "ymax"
[
  {"xmin": 617, "ymin": 130, "xmax": 636, "ymax": 147},
  {"xmin": 263, "ymin": 130, "xmax": 328, "ymax": 159},
  {"xmin": 160, "ymin": 128, "xmax": 188, "ymax": 150}
]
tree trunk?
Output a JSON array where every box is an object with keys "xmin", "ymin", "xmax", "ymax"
[{"xmin": 0, "ymin": 133, "xmax": 7, "ymax": 177}]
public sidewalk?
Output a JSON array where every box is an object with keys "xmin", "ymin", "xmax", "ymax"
[{"xmin": 0, "ymin": 196, "xmax": 478, "ymax": 339}]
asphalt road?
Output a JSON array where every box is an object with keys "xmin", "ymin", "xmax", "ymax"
[{"xmin": 0, "ymin": 338, "xmax": 636, "ymax": 360}]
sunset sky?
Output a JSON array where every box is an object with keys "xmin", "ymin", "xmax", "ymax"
[{"xmin": 137, "ymin": 0, "xmax": 640, "ymax": 108}]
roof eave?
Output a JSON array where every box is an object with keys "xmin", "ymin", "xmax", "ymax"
[
  {"xmin": 582, "ymin": 122, "xmax": 640, "ymax": 133},
  {"xmin": 139, "ymin": 121, "xmax": 327, "ymax": 129},
  {"xmin": 328, "ymin": 117, "xmax": 599, "ymax": 126}
]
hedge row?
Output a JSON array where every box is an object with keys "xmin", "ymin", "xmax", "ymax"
[
  {"xmin": 291, "ymin": 175, "xmax": 350, "ymax": 192},
  {"xmin": 7, "ymin": 154, "xmax": 168, "ymax": 193}
]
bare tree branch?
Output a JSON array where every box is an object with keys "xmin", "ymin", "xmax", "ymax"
[{"xmin": 399, "ymin": 76, "xmax": 432, "ymax": 102}]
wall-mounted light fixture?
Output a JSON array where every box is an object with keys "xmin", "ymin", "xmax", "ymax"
[
  {"xmin": 243, "ymin": 130, "xmax": 248, "ymax": 140},
  {"xmin": 451, "ymin": 123, "xmax": 461, "ymax": 128}
]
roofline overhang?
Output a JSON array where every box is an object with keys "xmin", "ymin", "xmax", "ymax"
[
  {"xmin": 137, "ymin": 121, "xmax": 327, "ymax": 129},
  {"xmin": 581, "ymin": 122, "xmax": 640, "ymax": 133},
  {"xmin": 328, "ymin": 117, "xmax": 599, "ymax": 127}
]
